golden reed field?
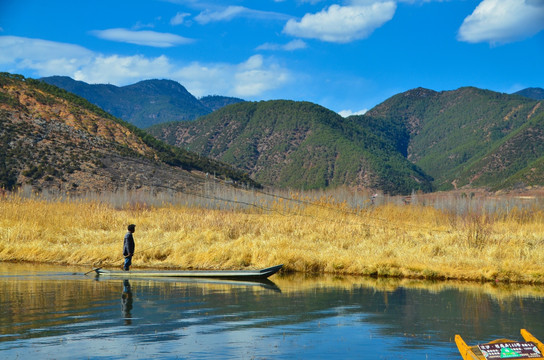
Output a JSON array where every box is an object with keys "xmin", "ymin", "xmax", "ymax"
[{"xmin": 1, "ymin": 186, "xmax": 543, "ymax": 284}]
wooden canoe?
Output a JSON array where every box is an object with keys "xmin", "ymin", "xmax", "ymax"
[
  {"xmin": 455, "ymin": 329, "xmax": 544, "ymax": 360},
  {"xmin": 93, "ymin": 264, "xmax": 283, "ymax": 280}
]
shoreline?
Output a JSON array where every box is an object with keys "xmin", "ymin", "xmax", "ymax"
[
  {"xmin": 2, "ymin": 257, "xmax": 544, "ymax": 286},
  {"xmin": 1, "ymin": 194, "xmax": 543, "ymax": 285}
]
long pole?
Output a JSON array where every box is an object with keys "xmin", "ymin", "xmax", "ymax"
[{"xmin": 83, "ymin": 237, "xmax": 177, "ymax": 275}]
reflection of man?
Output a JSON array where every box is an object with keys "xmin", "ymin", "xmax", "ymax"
[{"xmin": 121, "ymin": 279, "xmax": 133, "ymax": 325}]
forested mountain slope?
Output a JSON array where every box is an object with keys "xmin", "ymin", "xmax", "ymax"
[
  {"xmin": 149, "ymin": 87, "xmax": 544, "ymax": 193},
  {"xmin": 148, "ymin": 100, "xmax": 433, "ymax": 194},
  {"xmin": 365, "ymin": 87, "xmax": 544, "ymax": 190},
  {"xmin": 514, "ymin": 87, "xmax": 544, "ymax": 100}
]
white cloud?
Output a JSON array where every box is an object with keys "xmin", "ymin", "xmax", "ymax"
[
  {"xmin": 298, "ymin": 0, "xmax": 326, "ymax": 3},
  {"xmin": 0, "ymin": 36, "xmax": 94, "ymax": 75},
  {"xmin": 458, "ymin": 0, "xmax": 544, "ymax": 44},
  {"xmin": 257, "ymin": 39, "xmax": 307, "ymax": 51},
  {"xmin": 284, "ymin": 39, "xmax": 308, "ymax": 50},
  {"xmin": 194, "ymin": 5, "xmax": 290, "ymax": 24},
  {"xmin": 132, "ymin": 21, "xmax": 156, "ymax": 30},
  {"xmin": 170, "ymin": 12, "xmax": 191, "ymax": 26},
  {"xmin": 0, "ymin": 36, "xmax": 290, "ymax": 98},
  {"xmin": 73, "ymin": 55, "xmax": 174, "ymax": 85},
  {"xmin": 0, "ymin": 36, "xmax": 92, "ymax": 62},
  {"xmin": 233, "ymin": 55, "xmax": 290, "ymax": 96},
  {"xmin": 338, "ymin": 108, "xmax": 368, "ymax": 117},
  {"xmin": 91, "ymin": 28, "xmax": 193, "ymax": 47},
  {"xmin": 394, "ymin": 0, "xmax": 449, "ymax": 3},
  {"xmin": 195, "ymin": 6, "xmax": 246, "ymax": 24},
  {"xmin": 174, "ymin": 55, "xmax": 291, "ymax": 97},
  {"xmin": 283, "ymin": 2, "xmax": 396, "ymax": 43}
]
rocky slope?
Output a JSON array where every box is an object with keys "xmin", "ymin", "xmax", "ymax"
[{"xmin": 0, "ymin": 73, "xmax": 256, "ymax": 193}]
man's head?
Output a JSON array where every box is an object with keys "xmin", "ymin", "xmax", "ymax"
[{"xmin": 128, "ymin": 224, "xmax": 136, "ymax": 233}]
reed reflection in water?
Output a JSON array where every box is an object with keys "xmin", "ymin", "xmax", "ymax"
[{"xmin": 1, "ymin": 263, "xmax": 544, "ymax": 359}]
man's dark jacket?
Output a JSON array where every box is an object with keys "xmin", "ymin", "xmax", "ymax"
[{"xmin": 123, "ymin": 232, "xmax": 135, "ymax": 257}]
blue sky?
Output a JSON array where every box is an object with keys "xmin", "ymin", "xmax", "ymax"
[{"xmin": 1, "ymin": 0, "xmax": 543, "ymax": 116}]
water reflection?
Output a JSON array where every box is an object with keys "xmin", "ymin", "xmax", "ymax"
[
  {"xmin": 121, "ymin": 280, "xmax": 133, "ymax": 325},
  {"xmin": 1, "ymin": 263, "xmax": 544, "ymax": 359}
]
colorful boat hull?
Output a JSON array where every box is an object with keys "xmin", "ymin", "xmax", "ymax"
[{"xmin": 455, "ymin": 329, "xmax": 544, "ymax": 360}]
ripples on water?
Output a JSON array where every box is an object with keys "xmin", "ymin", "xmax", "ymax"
[{"xmin": 1, "ymin": 263, "xmax": 544, "ymax": 359}]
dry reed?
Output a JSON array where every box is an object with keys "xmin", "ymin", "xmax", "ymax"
[{"xmin": 1, "ymin": 187, "xmax": 543, "ymax": 284}]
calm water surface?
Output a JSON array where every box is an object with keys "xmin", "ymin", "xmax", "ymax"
[{"xmin": 1, "ymin": 263, "xmax": 544, "ymax": 359}]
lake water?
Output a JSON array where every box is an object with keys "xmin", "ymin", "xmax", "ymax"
[{"xmin": 1, "ymin": 263, "xmax": 544, "ymax": 359}]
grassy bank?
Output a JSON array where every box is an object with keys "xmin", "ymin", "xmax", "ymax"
[{"xmin": 0, "ymin": 190, "xmax": 543, "ymax": 284}]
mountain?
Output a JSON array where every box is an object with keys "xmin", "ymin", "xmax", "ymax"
[
  {"xmin": 148, "ymin": 100, "xmax": 433, "ymax": 195},
  {"xmin": 514, "ymin": 87, "xmax": 544, "ymax": 100},
  {"xmin": 199, "ymin": 95, "xmax": 246, "ymax": 112},
  {"xmin": 0, "ymin": 72, "xmax": 257, "ymax": 193},
  {"xmin": 39, "ymin": 76, "xmax": 245, "ymax": 128},
  {"xmin": 365, "ymin": 87, "xmax": 544, "ymax": 190},
  {"xmin": 27, "ymin": 73, "xmax": 544, "ymax": 194},
  {"xmin": 150, "ymin": 87, "xmax": 544, "ymax": 193}
]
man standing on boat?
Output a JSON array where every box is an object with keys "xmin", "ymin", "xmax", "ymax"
[{"xmin": 123, "ymin": 224, "xmax": 136, "ymax": 271}]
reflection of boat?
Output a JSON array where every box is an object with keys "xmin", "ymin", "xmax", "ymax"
[
  {"xmin": 455, "ymin": 329, "xmax": 544, "ymax": 360},
  {"xmin": 93, "ymin": 264, "xmax": 283, "ymax": 280},
  {"xmin": 174, "ymin": 277, "xmax": 281, "ymax": 292},
  {"xmin": 103, "ymin": 276, "xmax": 281, "ymax": 292},
  {"xmin": 95, "ymin": 272, "xmax": 281, "ymax": 292}
]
